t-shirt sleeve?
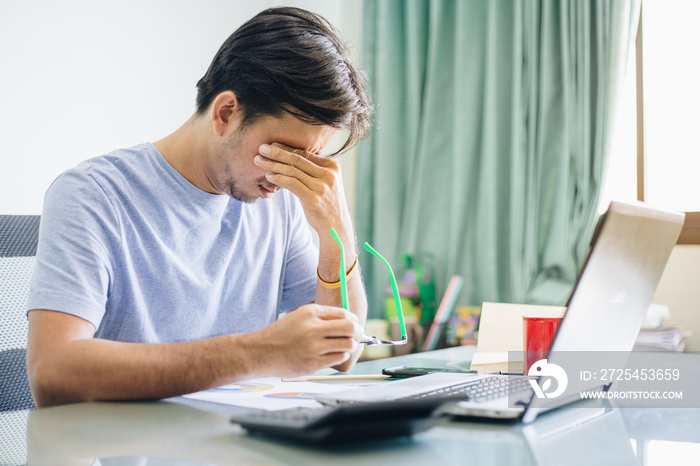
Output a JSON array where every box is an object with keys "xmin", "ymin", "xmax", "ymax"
[
  {"xmin": 27, "ymin": 168, "xmax": 120, "ymax": 329},
  {"xmin": 278, "ymin": 194, "xmax": 318, "ymax": 313}
]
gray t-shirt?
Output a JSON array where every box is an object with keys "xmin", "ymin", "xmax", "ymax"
[{"xmin": 27, "ymin": 143, "xmax": 318, "ymax": 343}]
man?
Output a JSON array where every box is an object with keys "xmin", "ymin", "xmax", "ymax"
[{"xmin": 26, "ymin": 7, "xmax": 371, "ymax": 408}]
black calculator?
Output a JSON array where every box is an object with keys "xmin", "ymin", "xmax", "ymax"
[{"xmin": 230, "ymin": 398, "xmax": 449, "ymax": 444}]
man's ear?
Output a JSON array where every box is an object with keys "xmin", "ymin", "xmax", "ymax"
[{"xmin": 210, "ymin": 91, "xmax": 243, "ymax": 137}]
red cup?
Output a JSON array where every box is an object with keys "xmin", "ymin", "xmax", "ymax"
[{"xmin": 523, "ymin": 316, "xmax": 562, "ymax": 374}]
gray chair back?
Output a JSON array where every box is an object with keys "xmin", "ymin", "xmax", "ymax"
[{"xmin": 0, "ymin": 215, "xmax": 40, "ymax": 412}]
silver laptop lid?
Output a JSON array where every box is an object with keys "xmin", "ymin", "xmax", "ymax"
[
  {"xmin": 524, "ymin": 201, "xmax": 684, "ymax": 422},
  {"xmin": 550, "ymin": 201, "xmax": 684, "ymax": 354}
]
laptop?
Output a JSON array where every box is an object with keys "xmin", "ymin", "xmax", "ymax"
[{"xmin": 316, "ymin": 201, "xmax": 685, "ymax": 423}]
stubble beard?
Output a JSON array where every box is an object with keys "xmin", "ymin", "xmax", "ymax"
[
  {"xmin": 218, "ymin": 126, "xmax": 264, "ymax": 204},
  {"xmin": 225, "ymin": 179, "xmax": 260, "ymax": 204}
]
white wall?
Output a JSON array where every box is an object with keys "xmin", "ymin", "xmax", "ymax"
[{"xmin": 0, "ymin": 0, "xmax": 362, "ymax": 216}]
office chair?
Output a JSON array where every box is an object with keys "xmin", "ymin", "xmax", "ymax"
[
  {"xmin": 0, "ymin": 215, "xmax": 40, "ymax": 412},
  {"xmin": 0, "ymin": 215, "xmax": 39, "ymax": 465}
]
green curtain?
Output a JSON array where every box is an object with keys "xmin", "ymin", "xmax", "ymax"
[{"xmin": 357, "ymin": 0, "xmax": 640, "ymax": 318}]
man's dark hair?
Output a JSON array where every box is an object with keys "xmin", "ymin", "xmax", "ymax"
[{"xmin": 196, "ymin": 7, "xmax": 371, "ymax": 154}]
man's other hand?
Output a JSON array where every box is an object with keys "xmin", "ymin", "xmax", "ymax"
[{"xmin": 243, "ymin": 303, "xmax": 363, "ymax": 377}]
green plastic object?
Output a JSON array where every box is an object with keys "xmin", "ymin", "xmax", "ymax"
[
  {"xmin": 364, "ymin": 242, "xmax": 407, "ymax": 340},
  {"xmin": 328, "ymin": 228, "xmax": 408, "ymax": 343},
  {"xmin": 329, "ymin": 228, "xmax": 348, "ymax": 310}
]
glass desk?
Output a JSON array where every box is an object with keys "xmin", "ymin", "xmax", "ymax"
[{"xmin": 3, "ymin": 346, "xmax": 700, "ymax": 465}]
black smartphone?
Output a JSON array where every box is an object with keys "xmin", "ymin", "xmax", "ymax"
[{"xmin": 381, "ymin": 365, "xmax": 467, "ymax": 378}]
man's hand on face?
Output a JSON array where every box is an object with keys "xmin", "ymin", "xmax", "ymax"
[{"xmin": 254, "ymin": 143, "xmax": 352, "ymax": 238}]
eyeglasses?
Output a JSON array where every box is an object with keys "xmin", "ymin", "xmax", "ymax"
[{"xmin": 329, "ymin": 228, "xmax": 407, "ymax": 346}]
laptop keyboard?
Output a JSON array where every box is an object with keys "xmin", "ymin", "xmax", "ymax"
[{"xmin": 397, "ymin": 376, "xmax": 534, "ymax": 403}]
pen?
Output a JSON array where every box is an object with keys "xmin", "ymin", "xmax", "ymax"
[{"xmin": 281, "ymin": 374, "xmax": 392, "ymax": 382}]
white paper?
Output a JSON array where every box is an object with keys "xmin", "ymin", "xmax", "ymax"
[
  {"xmin": 470, "ymin": 351, "xmax": 510, "ymax": 365},
  {"xmin": 183, "ymin": 377, "xmax": 363, "ymax": 411}
]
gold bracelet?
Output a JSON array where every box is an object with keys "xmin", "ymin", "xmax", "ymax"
[{"xmin": 317, "ymin": 257, "xmax": 358, "ymax": 289}]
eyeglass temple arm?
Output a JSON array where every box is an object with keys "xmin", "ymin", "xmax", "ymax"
[
  {"xmin": 363, "ymin": 242, "xmax": 407, "ymax": 341},
  {"xmin": 329, "ymin": 228, "xmax": 349, "ymax": 310}
]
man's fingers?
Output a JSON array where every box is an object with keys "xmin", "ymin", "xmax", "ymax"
[
  {"xmin": 315, "ymin": 336, "xmax": 358, "ymax": 354},
  {"xmin": 321, "ymin": 320, "xmax": 363, "ymax": 339},
  {"xmin": 264, "ymin": 173, "xmax": 313, "ymax": 200},
  {"xmin": 272, "ymin": 143, "xmax": 334, "ymax": 167},
  {"xmin": 306, "ymin": 306, "xmax": 363, "ymax": 340},
  {"xmin": 270, "ymin": 142, "xmax": 308, "ymax": 158},
  {"xmin": 262, "ymin": 143, "xmax": 333, "ymax": 175},
  {"xmin": 314, "ymin": 306, "xmax": 359, "ymax": 323},
  {"xmin": 256, "ymin": 156, "xmax": 317, "ymax": 191}
]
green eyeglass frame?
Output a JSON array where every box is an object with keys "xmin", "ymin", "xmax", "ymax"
[{"xmin": 329, "ymin": 228, "xmax": 407, "ymax": 346}]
